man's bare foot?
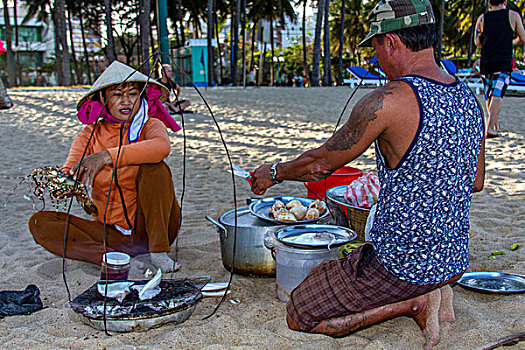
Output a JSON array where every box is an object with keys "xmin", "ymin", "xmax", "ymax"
[
  {"xmin": 439, "ymin": 285, "xmax": 455, "ymax": 323},
  {"xmin": 412, "ymin": 289, "xmax": 442, "ymax": 350}
]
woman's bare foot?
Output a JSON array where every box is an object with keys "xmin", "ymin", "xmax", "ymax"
[
  {"xmin": 150, "ymin": 252, "xmax": 181, "ymax": 273},
  {"xmin": 439, "ymin": 285, "xmax": 455, "ymax": 323},
  {"xmin": 412, "ymin": 289, "xmax": 442, "ymax": 350}
]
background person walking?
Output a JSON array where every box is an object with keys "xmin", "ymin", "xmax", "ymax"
[{"xmin": 474, "ymin": 0, "xmax": 525, "ymax": 138}]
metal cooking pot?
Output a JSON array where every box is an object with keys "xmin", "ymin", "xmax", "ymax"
[{"xmin": 205, "ymin": 206, "xmax": 285, "ymax": 276}]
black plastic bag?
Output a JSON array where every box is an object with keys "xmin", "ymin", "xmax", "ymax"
[{"xmin": 0, "ymin": 284, "xmax": 44, "ymax": 318}]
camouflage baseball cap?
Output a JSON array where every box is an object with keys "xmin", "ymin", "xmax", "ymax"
[{"xmin": 358, "ymin": 0, "xmax": 435, "ymax": 47}]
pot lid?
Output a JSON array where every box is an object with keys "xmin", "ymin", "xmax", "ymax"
[
  {"xmin": 102, "ymin": 252, "xmax": 131, "ymax": 265},
  {"xmin": 274, "ymin": 224, "xmax": 356, "ymax": 249}
]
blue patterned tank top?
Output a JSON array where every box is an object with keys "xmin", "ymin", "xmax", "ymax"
[{"xmin": 371, "ymin": 75, "xmax": 484, "ymax": 285}]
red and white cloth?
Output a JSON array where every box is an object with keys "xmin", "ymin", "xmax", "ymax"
[{"xmin": 343, "ymin": 172, "xmax": 380, "ymax": 209}]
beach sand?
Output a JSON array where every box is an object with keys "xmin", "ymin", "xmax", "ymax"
[{"xmin": 0, "ymin": 86, "xmax": 523, "ymax": 349}]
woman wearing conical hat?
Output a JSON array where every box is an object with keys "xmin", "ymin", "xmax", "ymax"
[{"xmin": 28, "ymin": 61, "xmax": 182, "ymax": 273}]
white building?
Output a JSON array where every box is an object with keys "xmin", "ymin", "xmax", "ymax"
[
  {"xmin": 0, "ymin": 3, "xmax": 55, "ymax": 79},
  {"xmin": 0, "ymin": 2, "xmax": 102, "ymax": 85},
  {"xmin": 280, "ymin": 13, "xmax": 315, "ymax": 49}
]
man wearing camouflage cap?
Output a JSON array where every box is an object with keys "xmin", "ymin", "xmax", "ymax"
[{"xmin": 250, "ymin": 0, "xmax": 485, "ymax": 348}]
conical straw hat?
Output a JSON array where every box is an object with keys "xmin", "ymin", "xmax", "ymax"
[{"xmin": 77, "ymin": 61, "xmax": 169, "ymax": 110}]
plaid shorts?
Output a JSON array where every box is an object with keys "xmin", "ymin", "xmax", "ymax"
[
  {"xmin": 286, "ymin": 243, "xmax": 462, "ymax": 331},
  {"xmin": 483, "ymin": 73, "xmax": 511, "ymax": 100}
]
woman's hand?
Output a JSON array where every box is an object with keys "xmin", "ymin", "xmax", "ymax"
[{"xmin": 70, "ymin": 150, "xmax": 112, "ymax": 187}]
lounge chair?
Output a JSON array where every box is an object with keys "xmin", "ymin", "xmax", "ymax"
[
  {"xmin": 343, "ymin": 66, "xmax": 388, "ymax": 88},
  {"xmin": 441, "ymin": 60, "xmax": 484, "ymax": 94},
  {"xmin": 441, "ymin": 60, "xmax": 458, "ymax": 76},
  {"xmin": 508, "ymin": 71, "xmax": 525, "ymax": 91},
  {"xmin": 441, "ymin": 59, "xmax": 480, "ymax": 82}
]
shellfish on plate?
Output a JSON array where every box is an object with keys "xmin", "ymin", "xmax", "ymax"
[{"xmin": 269, "ymin": 198, "xmax": 327, "ymax": 222}]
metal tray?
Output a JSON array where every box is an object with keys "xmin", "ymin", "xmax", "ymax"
[
  {"xmin": 275, "ymin": 224, "xmax": 356, "ymax": 249},
  {"xmin": 249, "ymin": 196, "xmax": 328, "ymax": 225},
  {"xmin": 457, "ymin": 271, "xmax": 525, "ymax": 294}
]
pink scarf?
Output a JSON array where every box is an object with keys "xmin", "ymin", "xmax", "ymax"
[{"xmin": 77, "ymin": 84, "xmax": 181, "ymax": 132}]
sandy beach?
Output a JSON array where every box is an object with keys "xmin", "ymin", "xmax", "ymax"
[{"xmin": 0, "ymin": 86, "xmax": 523, "ymax": 349}]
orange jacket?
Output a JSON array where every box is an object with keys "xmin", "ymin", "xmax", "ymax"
[{"xmin": 62, "ymin": 118, "xmax": 170, "ymax": 229}]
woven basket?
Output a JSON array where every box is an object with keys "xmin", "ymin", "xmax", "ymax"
[{"xmin": 346, "ymin": 206, "xmax": 370, "ymax": 242}]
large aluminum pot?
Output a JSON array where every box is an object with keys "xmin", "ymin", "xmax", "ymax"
[{"xmin": 206, "ymin": 206, "xmax": 284, "ymax": 276}]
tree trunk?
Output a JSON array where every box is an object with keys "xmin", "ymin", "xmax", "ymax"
[
  {"xmin": 215, "ymin": 8, "xmax": 223, "ymax": 85},
  {"xmin": 172, "ymin": 2, "xmax": 180, "ymax": 48},
  {"xmin": 207, "ymin": 0, "xmax": 214, "ymax": 86},
  {"xmin": 78, "ymin": 9, "xmax": 93, "ymax": 84},
  {"xmin": 2, "ymin": 0, "xmax": 16, "ymax": 87},
  {"xmin": 137, "ymin": 0, "xmax": 142, "ymax": 63},
  {"xmin": 178, "ymin": 0, "xmax": 185, "ymax": 44},
  {"xmin": 338, "ymin": 0, "xmax": 345, "ymax": 86},
  {"xmin": 55, "ymin": 0, "xmax": 71, "ymax": 85},
  {"xmin": 104, "ymin": 0, "xmax": 116, "ymax": 63},
  {"xmin": 312, "ymin": 0, "xmax": 325, "ymax": 87},
  {"xmin": 249, "ymin": 23, "xmax": 256, "ymax": 72},
  {"xmin": 52, "ymin": 10, "xmax": 64, "ymax": 86},
  {"xmin": 150, "ymin": 20, "xmax": 156, "ymax": 52},
  {"xmin": 302, "ymin": 0, "xmax": 308, "ymax": 81},
  {"xmin": 66, "ymin": 3, "xmax": 80, "ymax": 84},
  {"xmin": 13, "ymin": 0, "xmax": 21, "ymax": 86},
  {"xmin": 322, "ymin": 0, "xmax": 331, "ymax": 86},
  {"xmin": 231, "ymin": 0, "xmax": 240, "ymax": 85},
  {"xmin": 270, "ymin": 18, "xmax": 275, "ymax": 86},
  {"xmin": 140, "ymin": 0, "xmax": 151, "ymax": 73},
  {"xmin": 241, "ymin": 0, "xmax": 246, "ymax": 88},
  {"xmin": 13, "ymin": 0, "xmax": 18, "ymax": 47},
  {"xmin": 258, "ymin": 42, "xmax": 266, "ymax": 86},
  {"xmin": 437, "ymin": 0, "xmax": 444, "ymax": 62},
  {"xmin": 467, "ymin": 0, "xmax": 478, "ymax": 65}
]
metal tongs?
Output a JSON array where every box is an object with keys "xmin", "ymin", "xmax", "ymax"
[{"xmin": 227, "ymin": 165, "xmax": 266, "ymax": 194}]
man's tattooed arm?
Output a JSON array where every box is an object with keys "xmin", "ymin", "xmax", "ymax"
[{"xmin": 326, "ymin": 85, "xmax": 395, "ymax": 151}]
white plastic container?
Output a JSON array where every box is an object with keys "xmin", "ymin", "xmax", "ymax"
[{"xmin": 273, "ymin": 242, "xmax": 339, "ymax": 303}]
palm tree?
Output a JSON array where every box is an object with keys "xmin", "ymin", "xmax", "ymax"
[
  {"xmin": 2, "ymin": 0, "xmax": 16, "ymax": 86},
  {"xmin": 337, "ymin": 0, "xmax": 345, "ymax": 85},
  {"xmin": 240, "ymin": 0, "xmax": 247, "ymax": 87},
  {"xmin": 13, "ymin": 0, "xmax": 21, "ymax": 85},
  {"xmin": 207, "ymin": 0, "xmax": 214, "ymax": 86},
  {"xmin": 297, "ymin": 0, "xmax": 308, "ymax": 81},
  {"xmin": 311, "ymin": 0, "xmax": 325, "ymax": 87},
  {"xmin": 215, "ymin": 6, "xmax": 224, "ymax": 84},
  {"xmin": 178, "ymin": 0, "xmax": 186, "ymax": 44},
  {"xmin": 77, "ymin": 5, "xmax": 93, "ymax": 84},
  {"xmin": 232, "ymin": 0, "xmax": 240, "ymax": 84},
  {"xmin": 66, "ymin": 0, "xmax": 80, "ymax": 84},
  {"xmin": 249, "ymin": 0, "xmax": 295, "ymax": 85},
  {"xmin": 322, "ymin": 0, "xmax": 330, "ymax": 86},
  {"xmin": 329, "ymin": 0, "xmax": 368, "ymax": 67},
  {"xmin": 139, "ymin": 0, "xmax": 151, "ymax": 73},
  {"xmin": 104, "ymin": 0, "xmax": 116, "ymax": 63},
  {"xmin": 437, "ymin": 0, "xmax": 444, "ymax": 62},
  {"xmin": 55, "ymin": 0, "xmax": 71, "ymax": 85}
]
